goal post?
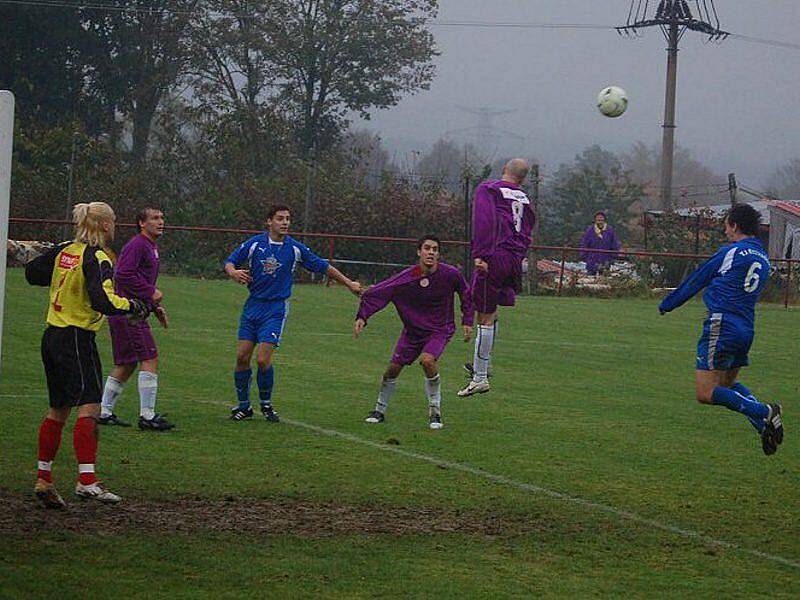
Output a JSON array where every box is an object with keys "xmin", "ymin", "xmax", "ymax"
[{"xmin": 0, "ymin": 91, "xmax": 15, "ymax": 374}]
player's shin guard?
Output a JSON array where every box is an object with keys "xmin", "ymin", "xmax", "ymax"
[
  {"xmin": 37, "ymin": 418, "xmax": 64, "ymax": 483},
  {"xmin": 711, "ymin": 386, "xmax": 769, "ymax": 421},
  {"xmin": 138, "ymin": 371, "xmax": 158, "ymax": 420},
  {"xmin": 472, "ymin": 325, "xmax": 494, "ymax": 382},
  {"xmin": 73, "ymin": 417, "xmax": 98, "ymax": 485},
  {"xmin": 234, "ymin": 369, "xmax": 253, "ymax": 410},
  {"xmin": 257, "ymin": 366, "xmax": 274, "ymax": 408},
  {"xmin": 100, "ymin": 376, "xmax": 124, "ymax": 417},
  {"xmin": 376, "ymin": 378, "xmax": 397, "ymax": 414},
  {"xmin": 425, "ymin": 374, "xmax": 441, "ymax": 411}
]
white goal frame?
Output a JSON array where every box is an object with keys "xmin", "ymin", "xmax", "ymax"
[{"xmin": 0, "ymin": 91, "xmax": 15, "ymax": 373}]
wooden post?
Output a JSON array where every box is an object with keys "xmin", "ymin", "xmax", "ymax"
[{"xmin": 557, "ymin": 249, "xmax": 567, "ymax": 296}]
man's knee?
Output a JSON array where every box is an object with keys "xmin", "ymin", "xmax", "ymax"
[
  {"xmin": 419, "ymin": 354, "xmax": 437, "ymax": 372},
  {"xmin": 696, "ymin": 388, "xmax": 715, "ymax": 404}
]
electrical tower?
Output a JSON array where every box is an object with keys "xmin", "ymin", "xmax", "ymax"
[
  {"xmin": 617, "ymin": 1, "xmax": 728, "ymax": 211},
  {"xmin": 447, "ymin": 106, "xmax": 524, "ymax": 149}
]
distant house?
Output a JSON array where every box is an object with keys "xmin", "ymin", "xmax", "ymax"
[
  {"xmin": 768, "ymin": 201, "xmax": 800, "ymax": 260},
  {"xmin": 645, "ymin": 200, "xmax": 771, "ymax": 250}
]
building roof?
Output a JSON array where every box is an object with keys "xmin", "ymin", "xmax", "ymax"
[
  {"xmin": 647, "ymin": 200, "xmax": 773, "ymax": 224},
  {"xmin": 771, "ymin": 200, "xmax": 800, "ymax": 219}
]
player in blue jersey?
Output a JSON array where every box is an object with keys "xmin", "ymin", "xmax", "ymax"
[
  {"xmin": 224, "ymin": 205, "xmax": 362, "ymax": 422},
  {"xmin": 659, "ymin": 204, "xmax": 784, "ymax": 455}
]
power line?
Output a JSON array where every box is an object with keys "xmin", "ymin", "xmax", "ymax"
[{"xmin": 2, "ymin": 0, "xmax": 800, "ymax": 52}]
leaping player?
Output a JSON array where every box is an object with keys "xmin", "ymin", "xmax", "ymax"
[
  {"xmin": 459, "ymin": 159, "xmax": 535, "ymax": 397},
  {"xmin": 659, "ymin": 204, "xmax": 784, "ymax": 455}
]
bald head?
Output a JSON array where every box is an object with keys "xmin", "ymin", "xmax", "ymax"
[{"xmin": 502, "ymin": 158, "xmax": 529, "ymax": 185}]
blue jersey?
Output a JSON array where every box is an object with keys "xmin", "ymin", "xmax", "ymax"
[
  {"xmin": 225, "ymin": 234, "xmax": 330, "ymax": 301},
  {"xmin": 659, "ymin": 237, "xmax": 770, "ymax": 330}
]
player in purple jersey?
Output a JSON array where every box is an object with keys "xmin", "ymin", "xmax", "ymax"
[
  {"xmin": 355, "ymin": 236, "xmax": 473, "ymax": 429},
  {"xmin": 99, "ymin": 208, "xmax": 174, "ymax": 431},
  {"xmin": 459, "ymin": 159, "xmax": 535, "ymax": 397}
]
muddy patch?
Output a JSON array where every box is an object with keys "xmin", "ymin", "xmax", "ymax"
[{"xmin": 0, "ymin": 488, "xmax": 548, "ymax": 538}]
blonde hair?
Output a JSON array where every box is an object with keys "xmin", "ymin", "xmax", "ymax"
[{"xmin": 73, "ymin": 202, "xmax": 116, "ymax": 246}]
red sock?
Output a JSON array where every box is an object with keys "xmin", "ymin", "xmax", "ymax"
[
  {"xmin": 37, "ymin": 418, "xmax": 64, "ymax": 482},
  {"xmin": 73, "ymin": 417, "xmax": 98, "ymax": 485}
]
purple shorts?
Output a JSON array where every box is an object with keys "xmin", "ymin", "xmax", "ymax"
[
  {"xmin": 471, "ymin": 251, "xmax": 522, "ymax": 314},
  {"xmin": 390, "ymin": 329, "xmax": 452, "ymax": 366},
  {"xmin": 108, "ymin": 315, "xmax": 158, "ymax": 365}
]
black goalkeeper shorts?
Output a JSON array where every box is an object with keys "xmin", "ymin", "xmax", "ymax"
[{"xmin": 41, "ymin": 326, "xmax": 103, "ymax": 409}]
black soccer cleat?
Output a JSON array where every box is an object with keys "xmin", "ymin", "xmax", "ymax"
[
  {"xmin": 463, "ymin": 363, "xmax": 493, "ymax": 379},
  {"xmin": 98, "ymin": 413, "xmax": 131, "ymax": 427},
  {"xmin": 364, "ymin": 410, "xmax": 385, "ymax": 424},
  {"xmin": 261, "ymin": 405, "xmax": 280, "ymax": 423},
  {"xmin": 761, "ymin": 404, "xmax": 784, "ymax": 456},
  {"xmin": 230, "ymin": 406, "xmax": 254, "ymax": 421},
  {"xmin": 138, "ymin": 413, "xmax": 175, "ymax": 431}
]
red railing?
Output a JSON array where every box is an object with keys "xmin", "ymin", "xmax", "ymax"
[{"xmin": 9, "ymin": 217, "xmax": 798, "ymax": 307}]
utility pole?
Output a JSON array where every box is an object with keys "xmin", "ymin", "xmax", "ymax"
[
  {"xmin": 617, "ymin": 1, "xmax": 728, "ymax": 212},
  {"xmin": 728, "ymin": 173, "xmax": 737, "ymax": 207},
  {"xmin": 303, "ymin": 143, "xmax": 316, "ymax": 233},
  {"xmin": 528, "ymin": 164, "xmax": 540, "ymax": 295},
  {"xmin": 63, "ymin": 130, "xmax": 78, "ymax": 240},
  {"xmin": 462, "ymin": 173, "xmax": 471, "ymax": 280}
]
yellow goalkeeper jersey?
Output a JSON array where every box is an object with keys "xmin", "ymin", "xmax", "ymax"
[{"xmin": 25, "ymin": 241, "xmax": 131, "ymax": 331}]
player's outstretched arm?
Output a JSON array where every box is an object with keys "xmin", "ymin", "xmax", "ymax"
[
  {"xmin": 326, "ymin": 265, "xmax": 362, "ymax": 296},
  {"xmin": 659, "ymin": 250, "xmax": 724, "ymax": 314}
]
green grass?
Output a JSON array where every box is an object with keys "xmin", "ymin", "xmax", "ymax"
[{"xmin": 1, "ymin": 269, "xmax": 798, "ymax": 598}]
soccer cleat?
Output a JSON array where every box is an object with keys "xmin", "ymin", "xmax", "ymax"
[
  {"xmin": 463, "ymin": 363, "xmax": 493, "ymax": 379},
  {"xmin": 98, "ymin": 413, "xmax": 131, "ymax": 427},
  {"xmin": 75, "ymin": 481, "xmax": 121, "ymax": 504},
  {"xmin": 230, "ymin": 406, "xmax": 254, "ymax": 421},
  {"xmin": 34, "ymin": 479, "xmax": 66, "ymax": 509},
  {"xmin": 261, "ymin": 405, "xmax": 280, "ymax": 423},
  {"xmin": 457, "ymin": 379, "xmax": 490, "ymax": 397},
  {"xmin": 761, "ymin": 404, "xmax": 784, "ymax": 456},
  {"xmin": 428, "ymin": 409, "xmax": 443, "ymax": 430},
  {"xmin": 138, "ymin": 413, "xmax": 175, "ymax": 431},
  {"xmin": 364, "ymin": 410, "xmax": 385, "ymax": 424}
]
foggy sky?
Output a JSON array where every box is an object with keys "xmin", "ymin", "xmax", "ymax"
[{"xmin": 356, "ymin": 0, "xmax": 800, "ymax": 188}]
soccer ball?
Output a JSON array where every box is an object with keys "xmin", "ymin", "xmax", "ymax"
[{"xmin": 597, "ymin": 86, "xmax": 628, "ymax": 118}]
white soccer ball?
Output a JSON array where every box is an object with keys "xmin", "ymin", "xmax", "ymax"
[{"xmin": 597, "ymin": 86, "xmax": 628, "ymax": 118}]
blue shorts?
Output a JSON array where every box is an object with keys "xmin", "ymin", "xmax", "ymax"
[
  {"xmin": 695, "ymin": 313, "xmax": 753, "ymax": 371},
  {"xmin": 238, "ymin": 298, "xmax": 290, "ymax": 346}
]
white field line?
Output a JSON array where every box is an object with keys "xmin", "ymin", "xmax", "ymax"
[{"xmin": 3, "ymin": 391, "xmax": 797, "ymax": 570}]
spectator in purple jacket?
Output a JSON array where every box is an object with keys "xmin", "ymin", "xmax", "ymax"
[
  {"xmin": 580, "ymin": 211, "xmax": 621, "ymax": 275},
  {"xmin": 355, "ymin": 236, "xmax": 473, "ymax": 430},
  {"xmin": 98, "ymin": 207, "xmax": 174, "ymax": 431}
]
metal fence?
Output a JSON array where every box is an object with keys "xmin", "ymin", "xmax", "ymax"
[{"xmin": 8, "ymin": 217, "xmax": 799, "ymax": 307}]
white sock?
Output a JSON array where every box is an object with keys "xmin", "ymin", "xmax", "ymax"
[
  {"xmin": 138, "ymin": 371, "xmax": 158, "ymax": 420},
  {"xmin": 100, "ymin": 376, "xmax": 124, "ymax": 417},
  {"xmin": 425, "ymin": 374, "xmax": 441, "ymax": 411},
  {"xmin": 472, "ymin": 325, "xmax": 494, "ymax": 382},
  {"xmin": 375, "ymin": 378, "xmax": 397, "ymax": 414}
]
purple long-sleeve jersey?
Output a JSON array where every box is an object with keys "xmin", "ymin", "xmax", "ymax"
[
  {"xmin": 356, "ymin": 262, "xmax": 473, "ymax": 335},
  {"xmin": 114, "ymin": 233, "xmax": 159, "ymax": 302},
  {"xmin": 471, "ymin": 179, "xmax": 535, "ymax": 261}
]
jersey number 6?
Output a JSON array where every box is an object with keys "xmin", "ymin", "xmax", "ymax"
[{"xmin": 743, "ymin": 262, "xmax": 762, "ymax": 293}]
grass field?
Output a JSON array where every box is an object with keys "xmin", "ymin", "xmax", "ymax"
[{"xmin": 1, "ymin": 268, "xmax": 798, "ymax": 598}]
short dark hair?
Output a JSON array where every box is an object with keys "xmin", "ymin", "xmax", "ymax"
[
  {"xmin": 417, "ymin": 235, "xmax": 441, "ymax": 250},
  {"xmin": 726, "ymin": 204, "xmax": 761, "ymax": 236},
  {"xmin": 136, "ymin": 207, "xmax": 162, "ymax": 232},
  {"xmin": 267, "ymin": 205, "xmax": 291, "ymax": 221},
  {"xmin": 594, "ymin": 211, "xmax": 606, "ymax": 219}
]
